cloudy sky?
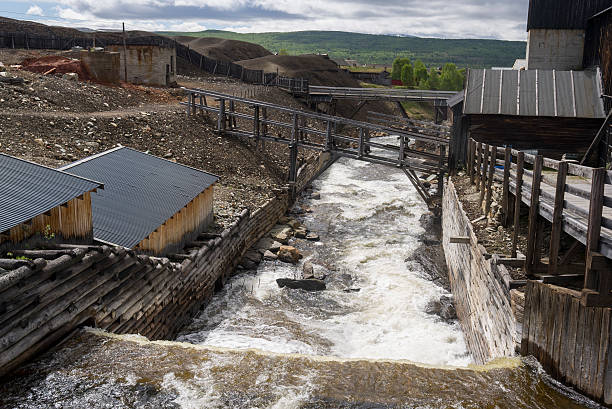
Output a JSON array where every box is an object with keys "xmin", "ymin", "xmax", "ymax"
[{"xmin": 1, "ymin": 0, "xmax": 529, "ymax": 40}]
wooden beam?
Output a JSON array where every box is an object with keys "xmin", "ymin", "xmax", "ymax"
[
  {"xmin": 449, "ymin": 236, "xmax": 471, "ymax": 244},
  {"xmin": 485, "ymin": 145, "xmax": 497, "ymax": 217},
  {"xmin": 512, "ymin": 152, "xmax": 525, "ymax": 258},
  {"xmin": 525, "ymin": 155, "xmax": 543, "ymax": 275},
  {"xmin": 548, "ymin": 161, "xmax": 568, "ymax": 275},
  {"xmin": 502, "ymin": 146, "xmax": 512, "ymax": 227},
  {"xmin": 584, "ymin": 169, "xmax": 607, "ymax": 292}
]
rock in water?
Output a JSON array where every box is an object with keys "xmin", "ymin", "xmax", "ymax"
[
  {"xmin": 263, "ymin": 250, "xmax": 278, "ymax": 260},
  {"xmin": 241, "ymin": 250, "xmax": 262, "ymax": 269},
  {"xmin": 302, "ymin": 261, "xmax": 314, "ymax": 279},
  {"xmin": 425, "ymin": 296, "xmax": 457, "ymax": 322},
  {"xmin": 306, "ymin": 232, "xmax": 320, "ymax": 241},
  {"xmin": 255, "ymin": 237, "xmax": 282, "ymax": 252},
  {"xmin": 276, "ymin": 278, "xmax": 326, "ymax": 292},
  {"xmin": 277, "ymin": 246, "xmax": 301, "ymax": 264}
]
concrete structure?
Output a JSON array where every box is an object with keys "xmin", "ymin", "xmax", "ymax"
[
  {"xmin": 526, "ymin": 29, "xmax": 586, "ymax": 70},
  {"xmin": 80, "ymin": 50, "xmax": 121, "ymax": 84},
  {"xmin": 105, "ymin": 45, "xmax": 176, "ymax": 86}
]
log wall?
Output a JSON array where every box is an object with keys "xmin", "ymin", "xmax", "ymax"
[
  {"xmin": 522, "ymin": 281, "xmax": 612, "ymax": 405},
  {"xmin": 0, "ymin": 153, "xmax": 332, "ymax": 378},
  {"xmin": 442, "ymin": 178, "xmax": 517, "ymax": 364}
]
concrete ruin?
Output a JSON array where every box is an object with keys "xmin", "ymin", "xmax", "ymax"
[{"xmin": 106, "ymin": 45, "xmax": 176, "ymax": 86}]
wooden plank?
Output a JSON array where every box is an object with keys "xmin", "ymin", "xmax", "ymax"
[
  {"xmin": 584, "ymin": 168, "xmax": 606, "ymax": 292},
  {"xmin": 565, "ymin": 296, "xmax": 580, "ymax": 387},
  {"xmin": 598, "ymin": 308, "xmax": 611, "ymax": 403},
  {"xmin": 512, "ymin": 152, "xmax": 525, "ymax": 258},
  {"xmin": 551, "ymin": 291, "xmax": 565, "ymax": 379},
  {"xmin": 475, "ymin": 142, "xmax": 483, "ymax": 186},
  {"xmin": 525, "ymin": 155, "xmax": 543, "ymax": 275},
  {"xmin": 449, "ymin": 236, "xmax": 471, "ymax": 244},
  {"xmin": 485, "ymin": 145, "xmax": 497, "ymax": 216},
  {"xmin": 587, "ymin": 307, "xmax": 603, "ymax": 397},
  {"xmin": 479, "ymin": 144, "xmax": 489, "ymax": 206},
  {"xmin": 558, "ymin": 292, "xmax": 573, "ymax": 382},
  {"xmin": 521, "ymin": 281, "xmax": 534, "ymax": 356},
  {"xmin": 549, "ymin": 162, "xmax": 568, "ymax": 275},
  {"xmin": 573, "ymin": 300, "xmax": 586, "ymax": 390},
  {"xmin": 502, "ymin": 146, "xmax": 512, "ymax": 227}
]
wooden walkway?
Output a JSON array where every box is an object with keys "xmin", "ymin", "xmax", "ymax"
[
  {"xmin": 467, "ymin": 139, "xmax": 612, "ymax": 306},
  {"xmin": 182, "ymin": 87, "xmax": 450, "ymax": 208},
  {"xmin": 308, "ymin": 86, "xmax": 457, "ymax": 102}
]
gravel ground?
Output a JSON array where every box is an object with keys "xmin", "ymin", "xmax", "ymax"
[{"xmin": 0, "ymin": 50, "xmax": 319, "ymax": 229}]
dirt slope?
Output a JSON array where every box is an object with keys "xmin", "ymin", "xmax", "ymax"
[
  {"xmin": 172, "ymin": 36, "xmax": 271, "ymax": 62},
  {"xmin": 236, "ymin": 54, "xmax": 359, "ymax": 87}
]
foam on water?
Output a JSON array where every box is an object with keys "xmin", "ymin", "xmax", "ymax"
[{"xmin": 178, "ymin": 142, "xmax": 472, "ymax": 367}]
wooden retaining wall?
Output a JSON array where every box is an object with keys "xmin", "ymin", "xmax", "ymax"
[
  {"xmin": 0, "ymin": 153, "xmax": 332, "ymax": 378},
  {"xmin": 522, "ymin": 281, "xmax": 612, "ymax": 405},
  {"xmin": 442, "ymin": 178, "xmax": 517, "ymax": 364}
]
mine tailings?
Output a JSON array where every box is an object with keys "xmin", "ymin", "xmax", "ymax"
[{"xmin": 0, "ymin": 139, "xmax": 602, "ymax": 408}]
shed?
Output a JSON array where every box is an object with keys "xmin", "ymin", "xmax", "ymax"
[
  {"xmin": 60, "ymin": 147, "xmax": 219, "ymax": 254},
  {"xmin": 0, "ymin": 153, "xmax": 101, "ymax": 247},
  {"xmin": 105, "ymin": 45, "xmax": 177, "ymax": 86},
  {"xmin": 460, "ymin": 68, "xmax": 606, "ymax": 158}
]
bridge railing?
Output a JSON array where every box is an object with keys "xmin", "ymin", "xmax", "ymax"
[
  {"xmin": 182, "ymin": 87, "xmax": 449, "ymax": 205},
  {"xmin": 308, "ymin": 86, "xmax": 457, "ymax": 102},
  {"xmin": 466, "ymin": 138, "xmax": 612, "ymax": 306}
]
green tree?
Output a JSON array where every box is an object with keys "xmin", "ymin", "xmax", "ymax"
[
  {"xmin": 440, "ymin": 63, "xmax": 464, "ymax": 91},
  {"xmin": 391, "ymin": 57, "xmax": 411, "ymax": 81},
  {"xmin": 278, "ymin": 48, "xmax": 289, "ymax": 55},
  {"xmin": 413, "ymin": 60, "xmax": 428, "ymax": 85},
  {"xmin": 400, "ymin": 63, "xmax": 414, "ymax": 87},
  {"xmin": 426, "ymin": 68, "xmax": 440, "ymax": 90}
]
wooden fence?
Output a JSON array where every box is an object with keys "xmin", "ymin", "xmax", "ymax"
[
  {"xmin": 0, "ymin": 31, "xmax": 308, "ymax": 88},
  {"xmin": 466, "ymin": 138, "xmax": 612, "ymax": 307}
]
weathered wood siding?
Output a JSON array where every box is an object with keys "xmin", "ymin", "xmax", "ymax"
[
  {"xmin": 468, "ymin": 115, "xmax": 603, "ymax": 159},
  {"xmin": 0, "ymin": 192, "xmax": 93, "ymax": 246},
  {"xmin": 522, "ymin": 281, "xmax": 612, "ymax": 405},
  {"xmin": 442, "ymin": 178, "xmax": 517, "ymax": 364},
  {"xmin": 136, "ymin": 185, "xmax": 214, "ymax": 255},
  {"xmin": 0, "ymin": 153, "xmax": 332, "ymax": 378}
]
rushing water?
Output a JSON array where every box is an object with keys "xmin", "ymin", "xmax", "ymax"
[{"xmin": 0, "ymin": 146, "xmax": 604, "ymax": 408}]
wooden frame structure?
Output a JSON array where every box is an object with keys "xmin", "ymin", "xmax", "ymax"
[
  {"xmin": 466, "ymin": 138, "xmax": 612, "ymax": 306},
  {"xmin": 182, "ymin": 87, "xmax": 450, "ymax": 208}
]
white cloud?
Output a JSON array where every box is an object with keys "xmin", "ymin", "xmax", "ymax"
[{"xmin": 26, "ymin": 5, "xmax": 44, "ymax": 16}]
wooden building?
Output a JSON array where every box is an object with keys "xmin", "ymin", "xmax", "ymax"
[
  {"xmin": 0, "ymin": 153, "xmax": 101, "ymax": 248},
  {"xmin": 60, "ymin": 147, "xmax": 218, "ymax": 255},
  {"xmin": 459, "ymin": 68, "xmax": 606, "ymax": 159}
]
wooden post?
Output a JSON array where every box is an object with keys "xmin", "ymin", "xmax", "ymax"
[
  {"xmin": 218, "ymin": 98, "xmax": 226, "ymax": 133},
  {"xmin": 186, "ymin": 93, "xmax": 192, "ymax": 117},
  {"xmin": 475, "ymin": 142, "xmax": 483, "ymax": 186},
  {"xmin": 358, "ymin": 128, "xmax": 365, "ymax": 158},
  {"xmin": 326, "ymin": 121, "xmax": 333, "ymax": 151},
  {"xmin": 438, "ymin": 145, "xmax": 446, "ymax": 197},
  {"xmin": 485, "ymin": 145, "xmax": 497, "ymax": 217},
  {"xmin": 122, "ymin": 23, "xmax": 128, "ymax": 82},
  {"xmin": 399, "ymin": 135, "xmax": 406, "ymax": 167},
  {"xmin": 467, "ymin": 140, "xmax": 474, "ymax": 179},
  {"xmin": 525, "ymin": 155, "xmax": 543, "ymax": 275},
  {"xmin": 253, "ymin": 105, "xmax": 260, "ymax": 145},
  {"xmin": 502, "ymin": 146, "xmax": 512, "ymax": 226},
  {"xmin": 583, "ymin": 168, "xmax": 606, "ymax": 292},
  {"xmin": 479, "ymin": 144, "xmax": 489, "ymax": 206},
  {"xmin": 548, "ymin": 162, "xmax": 568, "ymax": 274},
  {"xmin": 512, "ymin": 152, "xmax": 525, "ymax": 258}
]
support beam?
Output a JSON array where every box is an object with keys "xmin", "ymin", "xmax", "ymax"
[
  {"xmin": 548, "ymin": 161, "xmax": 568, "ymax": 274},
  {"xmin": 502, "ymin": 146, "xmax": 511, "ymax": 227},
  {"xmin": 525, "ymin": 155, "xmax": 543, "ymax": 275},
  {"xmin": 512, "ymin": 152, "xmax": 525, "ymax": 258}
]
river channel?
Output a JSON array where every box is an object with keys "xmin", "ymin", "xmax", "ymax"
[{"xmin": 0, "ymin": 152, "xmax": 603, "ymax": 408}]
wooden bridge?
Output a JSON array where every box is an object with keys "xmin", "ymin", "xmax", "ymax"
[
  {"xmin": 467, "ymin": 139, "xmax": 612, "ymax": 307},
  {"xmin": 182, "ymin": 87, "xmax": 450, "ymax": 208}
]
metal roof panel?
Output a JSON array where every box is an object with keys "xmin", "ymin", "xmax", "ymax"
[
  {"xmin": 60, "ymin": 147, "xmax": 219, "ymax": 248},
  {"xmin": 0, "ymin": 153, "xmax": 101, "ymax": 233}
]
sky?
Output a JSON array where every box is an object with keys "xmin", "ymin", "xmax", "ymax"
[{"xmin": 0, "ymin": 0, "xmax": 530, "ymax": 41}]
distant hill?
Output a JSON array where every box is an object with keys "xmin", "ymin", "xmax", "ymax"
[
  {"xmin": 158, "ymin": 30, "xmax": 526, "ymax": 69},
  {"xmin": 171, "ymin": 36, "xmax": 271, "ymax": 62}
]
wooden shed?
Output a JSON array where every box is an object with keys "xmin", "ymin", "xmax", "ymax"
[
  {"xmin": 0, "ymin": 153, "xmax": 102, "ymax": 248},
  {"xmin": 60, "ymin": 147, "xmax": 218, "ymax": 255},
  {"xmin": 460, "ymin": 68, "xmax": 606, "ymax": 159}
]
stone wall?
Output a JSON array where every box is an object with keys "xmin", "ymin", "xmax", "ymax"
[
  {"xmin": 526, "ymin": 29, "xmax": 585, "ymax": 70},
  {"xmin": 442, "ymin": 178, "xmax": 517, "ymax": 364},
  {"xmin": 0, "ymin": 153, "xmax": 333, "ymax": 377}
]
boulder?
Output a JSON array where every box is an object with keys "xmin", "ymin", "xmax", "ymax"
[
  {"xmin": 278, "ymin": 245, "xmax": 301, "ymax": 264},
  {"xmin": 263, "ymin": 250, "xmax": 278, "ymax": 261},
  {"xmin": 311, "ymin": 192, "xmax": 321, "ymax": 200},
  {"xmin": 287, "ymin": 219, "xmax": 301, "ymax": 229},
  {"xmin": 241, "ymin": 250, "xmax": 262, "ymax": 270},
  {"xmin": 425, "ymin": 296, "xmax": 457, "ymax": 322},
  {"xmin": 62, "ymin": 73, "xmax": 78, "ymax": 81},
  {"xmin": 294, "ymin": 229, "xmax": 308, "ymax": 239},
  {"xmin": 255, "ymin": 237, "xmax": 282, "ymax": 252},
  {"xmin": 276, "ymin": 278, "xmax": 326, "ymax": 292},
  {"xmin": 302, "ymin": 261, "xmax": 314, "ymax": 279},
  {"xmin": 279, "ymin": 216, "xmax": 291, "ymax": 224},
  {"xmin": 306, "ymin": 232, "xmax": 320, "ymax": 241},
  {"xmin": 270, "ymin": 225, "xmax": 292, "ymax": 244}
]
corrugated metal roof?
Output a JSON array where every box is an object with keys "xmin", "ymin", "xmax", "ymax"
[
  {"xmin": 59, "ymin": 147, "xmax": 219, "ymax": 248},
  {"xmin": 463, "ymin": 68, "xmax": 606, "ymax": 119},
  {"xmin": 0, "ymin": 153, "xmax": 102, "ymax": 233}
]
